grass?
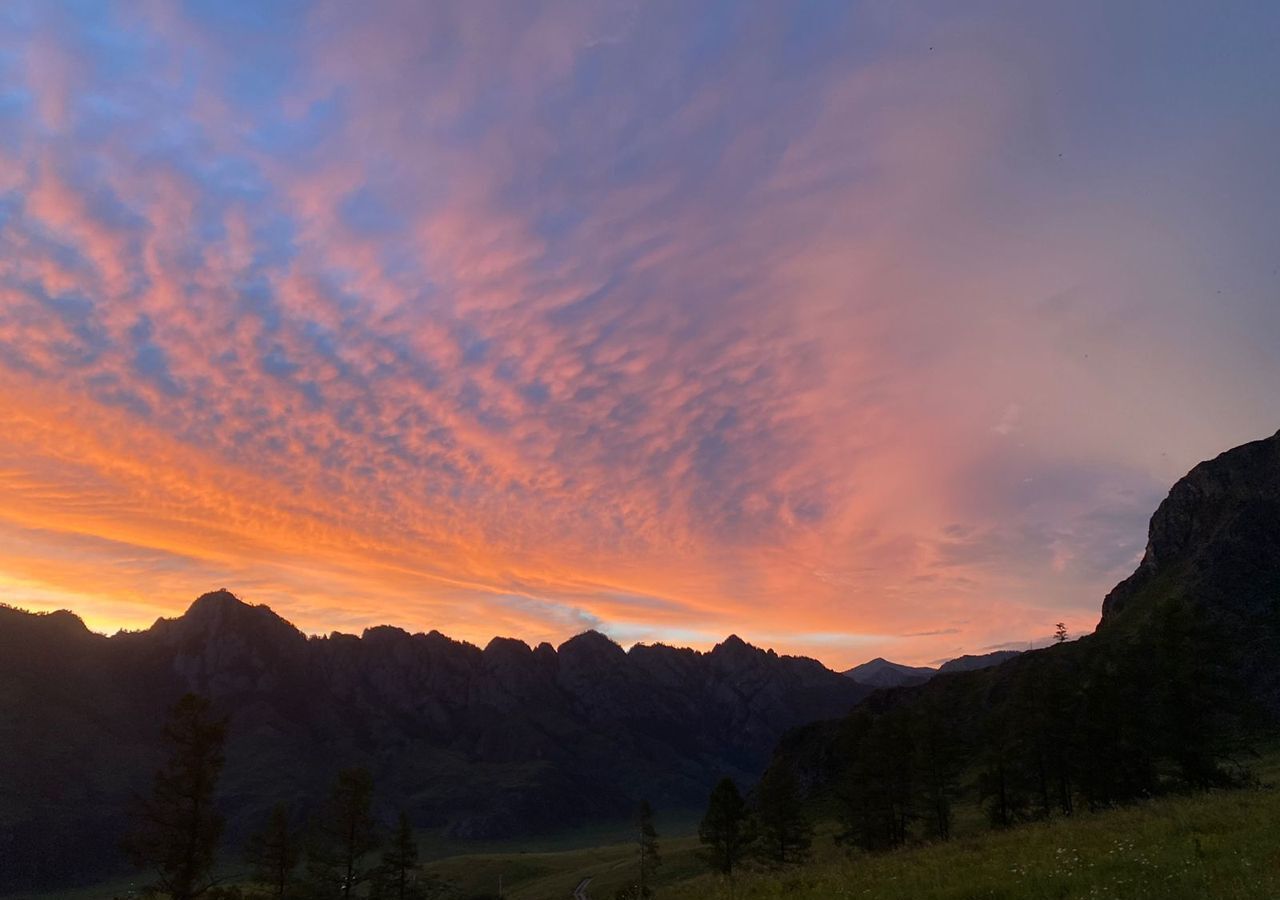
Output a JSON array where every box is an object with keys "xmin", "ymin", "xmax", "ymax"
[
  {"xmin": 15, "ymin": 784, "xmax": 1280, "ymax": 899},
  {"xmin": 418, "ymin": 786, "xmax": 1280, "ymax": 900},
  {"xmin": 423, "ymin": 829, "xmax": 706, "ymax": 899},
  {"xmin": 659, "ymin": 788, "xmax": 1280, "ymax": 900}
]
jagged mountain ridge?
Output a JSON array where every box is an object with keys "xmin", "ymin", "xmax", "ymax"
[{"xmin": 0, "ymin": 591, "xmax": 869, "ymax": 890}]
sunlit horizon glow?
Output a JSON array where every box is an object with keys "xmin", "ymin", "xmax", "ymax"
[{"xmin": 1, "ymin": 2, "xmax": 1279, "ymax": 668}]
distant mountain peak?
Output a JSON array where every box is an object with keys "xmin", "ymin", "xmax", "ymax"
[
  {"xmin": 712, "ymin": 633, "xmax": 760, "ymax": 655},
  {"xmin": 843, "ymin": 657, "xmax": 936, "ymax": 688},
  {"xmin": 361, "ymin": 624, "xmax": 412, "ymax": 643},
  {"xmin": 0, "ymin": 604, "xmax": 93, "ymax": 640},
  {"xmin": 558, "ymin": 628, "xmax": 618, "ymax": 647},
  {"xmin": 556, "ymin": 629, "xmax": 626, "ymax": 664},
  {"xmin": 187, "ymin": 587, "xmax": 247, "ymax": 613},
  {"xmin": 165, "ymin": 588, "xmax": 304, "ymax": 646}
]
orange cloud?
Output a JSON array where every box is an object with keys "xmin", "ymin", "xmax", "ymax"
[{"xmin": 1, "ymin": 1, "xmax": 1278, "ymax": 669}]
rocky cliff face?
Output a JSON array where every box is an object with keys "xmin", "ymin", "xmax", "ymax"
[
  {"xmin": 0, "ymin": 591, "xmax": 868, "ymax": 890},
  {"xmin": 1101, "ymin": 429, "xmax": 1280, "ymax": 623}
]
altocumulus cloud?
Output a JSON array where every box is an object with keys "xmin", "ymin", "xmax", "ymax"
[{"xmin": 0, "ymin": 1, "xmax": 1278, "ymax": 667}]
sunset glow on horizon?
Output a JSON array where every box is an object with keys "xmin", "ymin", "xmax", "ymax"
[{"xmin": 2, "ymin": 1, "xmax": 1279, "ymax": 668}]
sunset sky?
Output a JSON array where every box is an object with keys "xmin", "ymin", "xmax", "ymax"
[{"xmin": 1, "ymin": 2, "xmax": 1278, "ymax": 668}]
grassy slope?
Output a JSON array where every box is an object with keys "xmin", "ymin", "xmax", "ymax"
[
  {"xmin": 17, "ymin": 786, "xmax": 1280, "ymax": 899},
  {"xmin": 424, "ymin": 787, "xmax": 1280, "ymax": 900}
]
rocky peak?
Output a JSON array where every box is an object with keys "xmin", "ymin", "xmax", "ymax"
[
  {"xmin": 483, "ymin": 636, "xmax": 537, "ymax": 676},
  {"xmin": 362, "ymin": 624, "xmax": 412, "ymax": 644},
  {"xmin": 556, "ymin": 629, "xmax": 626, "ymax": 665},
  {"xmin": 1101, "ymin": 429, "xmax": 1280, "ymax": 622},
  {"xmin": 0, "ymin": 605, "xmax": 91, "ymax": 638},
  {"xmin": 170, "ymin": 589, "xmax": 302, "ymax": 641},
  {"xmin": 154, "ymin": 590, "xmax": 308, "ymax": 696},
  {"xmin": 710, "ymin": 634, "xmax": 767, "ymax": 667},
  {"xmin": 0, "ymin": 606, "xmax": 99, "ymax": 669}
]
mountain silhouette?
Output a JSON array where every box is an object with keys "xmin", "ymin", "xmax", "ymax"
[
  {"xmin": 0, "ymin": 594, "xmax": 868, "ymax": 891},
  {"xmin": 935, "ymin": 649, "xmax": 1023, "ymax": 674},
  {"xmin": 842, "ymin": 657, "xmax": 936, "ymax": 688},
  {"xmin": 843, "ymin": 650, "xmax": 1025, "ymax": 687}
]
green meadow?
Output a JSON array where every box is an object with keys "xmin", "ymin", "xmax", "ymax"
[
  {"xmin": 20, "ymin": 778, "xmax": 1280, "ymax": 899},
  {"xmin": 417, "ymin": 786, "xmax": 1280, "ymax": 900}
]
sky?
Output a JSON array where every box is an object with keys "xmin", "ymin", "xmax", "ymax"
[{"xmin": 0, "ymin": 1, "xmax": 1278, "ymax": 668}]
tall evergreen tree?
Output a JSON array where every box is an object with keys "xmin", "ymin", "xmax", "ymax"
[
  {"xmin": 976, "ymin": 707, "xmax": 1029, "ymax": 828},
  {"xmin": 698, "ymin": 778, "xmax": 753, "ymax": 877},
  {"xmin": 1155, "ymin": 598, "xmax": 1240, "ymax": 789},
  {"xmin": 371, "ymin": 811, "xmax": 420, "ymax": 900},
  {"xmin": 126, "ymin": 693, "xmax": 228, "ymax": 900},
  {"xmin": 754, "ymin": 765, "xmax": 812, "ymax": 865},
  {"xmin": 635, "ymin": 799, "xmax": 660, "ymax": 898},
  {"xmin": 913, "ymin": 699, "xmax": 959, "ymax": 841},
  {"xmin": 1075, "ymin": 645, "xmax": 1158, "ymax": 808},
  {"xmin": 836, "ymin": 710, "xmax": 916, "ymax": 851},
  {"xmin": 305, "ymin": 767, "xmax": 380, "ymax": 899},
  {"xmin": 246, "ymin": 802, "xmax": 300, "ymax": 899}
]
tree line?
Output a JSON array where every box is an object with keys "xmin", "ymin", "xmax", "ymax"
[
  {"xmin": 688, "ymin": 602, "xmax": 1258, "ymax": 880},
  {"xmin": 124, "ymin": 694, "xmax": 444, "ymax": 900},
  {"xmin": 129, "ymin": 693, "xmax": 821, "ymax": 899},
  {"xmin": 814, "ymin": 602, "xmax": 1256, "ymax": 854}
]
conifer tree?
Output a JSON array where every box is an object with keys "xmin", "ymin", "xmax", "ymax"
[
  {"xmin": 976, "ymin": 708, "xmax": 1029, "ymax": 828},
  {"xmin": 635, "ymin": 799, "xmax": 661, "ymax": 898},
  {"xmin": 371, "ymin": 811, "xmax": 421, "ymax": 900},
  {"xmin": 698, "ymin": 778, "xmax": 753, "ymax": 876},
  {"xmin": 913, "ymin": 698, "xmax": 959, "ymax": 841},
  {"xmin": 305, "ymin": 767, "xmax": 380, "ymax": 899},
  {"xmin": 836, "ymin": 710, "xmax": 916, "ymax": 850},
  {"xmin": 126, "ymin": 693, "xmax": 228, "ymax": 900},
  {"xmin": 754, "ymin": 765, "xmax": 812, "ymax": 865},
  {"xmin": 246, "ymin": 802, "xmax": 300, "ymax": 899}
]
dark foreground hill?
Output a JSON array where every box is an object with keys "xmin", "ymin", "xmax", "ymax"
[
  {"xmin": 772, "ymin": 429, "xmax": 1280, "ymax": 835},
  {"xmin": 0, "ymin": 593, "xmax": 868, "ymax": 892}
]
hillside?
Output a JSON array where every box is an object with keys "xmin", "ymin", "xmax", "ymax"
[
  {"xmin": 936, "ymin": 649, "xmax": 1023, "ymax": 674},
  {"xmin": 771, "ymin": 429, "xmax": 1280, "ymax": 836},
  {"xmin": 0, "ymin": 596, "xmax": 867, "ymax": 892},
  {"xmin": 653, "ymin": 785, "xmax": 1280, "ymax": 900}
]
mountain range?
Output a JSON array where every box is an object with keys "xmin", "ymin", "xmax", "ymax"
[
  {"xmin": 3, "ymin": 428, "xmax": 1277, "ymax": 893},
  {"xmin": 0, "ymin": 592, "xmax": 869, "ymax": 891}
]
